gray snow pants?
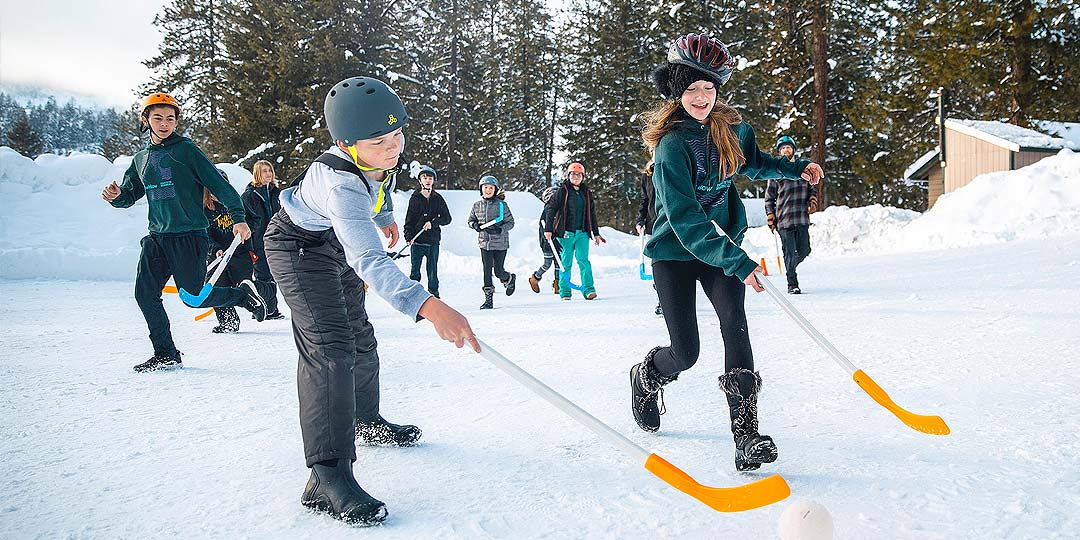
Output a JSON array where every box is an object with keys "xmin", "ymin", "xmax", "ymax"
[{"xmin": 263, "ymin": 210, "xmax": 382, "ymax": 466}]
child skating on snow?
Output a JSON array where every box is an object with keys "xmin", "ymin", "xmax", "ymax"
[
  {"xmin": 631, "ymin": 33, "xmax": 823, "ymax": 472},
  {"xmin": 101, "ymin": 92, "xmax": 269, "ymax": 373},
  {"xmin": 262, "ymin": 77, "xmax": 478, "ymax": 525},
  {"xmin": 467, "ymin": 176, "xmax": 516, "ymax": 309}
]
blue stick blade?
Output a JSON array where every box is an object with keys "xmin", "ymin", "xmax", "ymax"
[{"xmin": 178, "ymin": 283, "xmax": 213, "ymax": 307}]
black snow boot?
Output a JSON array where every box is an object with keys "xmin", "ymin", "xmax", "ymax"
[
  {"xmin": 630, "ymin": 347, "xmax": 678, "ymax": 432},
  {"xmin": 719, "ymin": 368, "xmax": 778, "ymax": 471},
  {"xmin": 133, "ymin": 350, "xmax": 183, "ymax": 373},
  {"xmin": 238, "ymin": 279, "xmax": 268, "ymax": 322},
  {"xmin": 480, "ymin": 286, "xmax": 495, "ymax": 309},
  {"xmin": 502, "ymin": 273, "xmax": 516, "ymax": 296},
  {"xmin": 213, "ymin": 307, "xmax": 240, "ymax": 333},
  {"xmin": 787, "ymin": 285, "xmax": 801, "ymax": 294},
  {"xmin": 355, "ymin": 415, "xmax": 422, "ymax": 447},
  {"xmin": 301, "ymin": 459, "xmax": 388, "ymax": 526}
]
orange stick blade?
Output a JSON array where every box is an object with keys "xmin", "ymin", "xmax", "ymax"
[
  {"xmin": 162, "ymin": 285, "xmax": 178, "ymax": 294},
  {"xmin": 644, "ymin": 453, "xmax": 790, "ymax": 512},
  {"xmin": 853, "ymin": 370, "xmax": 951, "ymax": 435},
  {"xmin": 194, "ymin": 308, "xmax": 215, "ymax": 321}
]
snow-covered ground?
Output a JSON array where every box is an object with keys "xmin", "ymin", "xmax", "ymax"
[{"xmin": 1, "ymin": 149, "xmax": 1079, "ymax": 538}]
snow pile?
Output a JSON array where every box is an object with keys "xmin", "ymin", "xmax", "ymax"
[{"xmin": 896, "ymin": 149, "xmax": 1080, "ymax": 250}]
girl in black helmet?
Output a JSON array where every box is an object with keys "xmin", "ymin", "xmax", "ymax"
[
  {"xmin": 630, "ymin": 34, "xmax": 824, "ymax": 472},
  {"xmin": 263, "ymin": 76, "xmax": 478, "ymax": 526}
]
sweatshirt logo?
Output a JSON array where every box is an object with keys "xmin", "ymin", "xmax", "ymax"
[{"xmin": 213, "ymin": 213, "xmax": 234, "ymax": 230}]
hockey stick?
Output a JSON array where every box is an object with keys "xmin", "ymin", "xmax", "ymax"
[
  {"xmin": 162, "ymin": 255, "xmax": 226, "ymax": 294},
  {"xmin": 479, "ymin": 201, "xmax": 506, "ymax": 229},
  {"xmin": 546, "ymin": 236, "xmax": 583, "ymax": 291},
  {"xmin": 638, "ymin": 233, "xmax": 654, "ymax": 281},
  {"xmin": 475, "ymin": 338, "xmax": 790, "ymax": 512},
  {"xmin": 713, "ymin": 221, "xmax": 950, "ymax": 435},
  {"xmin": 179, "ymin": 235, "xmax": 243, "ymax": 307},
  {"xmin": 771, "ymin": 230, "xmax": 784, "ymax": 275},
  {"xmin": 389, "ymin": 228, "xmax": 426, "ymax": 260}
]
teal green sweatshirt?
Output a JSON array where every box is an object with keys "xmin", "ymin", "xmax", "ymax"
[
  {"xmin": 645, "ymin": 113, "xmax": 810, "ymax": 280},
  {"xmin": 110, "ymin": 133, "xmax": 245, "ymax": 234}
]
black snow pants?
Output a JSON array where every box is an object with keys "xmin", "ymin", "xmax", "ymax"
[
  {"xmin": 263, "ymin": 210, "xmax": 382, "ymax": 466},
  {"xmin": 134, "ymin": 232, "xmax": 246, "ymax": 356},
  {"xmin": 779, "ymin": 224, "xmax": 811, "ymax": 288},
  {"xmin": 649, "ymin": 259, "xmax": 754, "ymax": 377}
]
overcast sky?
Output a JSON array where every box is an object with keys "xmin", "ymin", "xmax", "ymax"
[{"xmin": 1, "ymin": 1, "xmax": 165, "ymax": 107}]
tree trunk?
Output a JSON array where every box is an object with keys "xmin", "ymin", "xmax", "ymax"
[
  {"xmin": 1005, "ymin": 0, "xmax": 1035, "ymax": 127},
  {"xmin": 811, "ymin": 1, "xmax": 829, "ymax": 205}
]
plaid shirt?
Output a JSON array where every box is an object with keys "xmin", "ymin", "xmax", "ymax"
[{"xmin": 764, "ymin": 172, "xmax": 818, "ymax": 230}]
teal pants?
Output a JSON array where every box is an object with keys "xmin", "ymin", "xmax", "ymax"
[{"xmin": 559, "ymin": 230, "xmax": 595, "ymax": 297}]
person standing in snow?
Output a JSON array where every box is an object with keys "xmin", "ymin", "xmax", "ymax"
[
  {"xmin": 403, "ymin": 165, "xmax": 452, "ymax": 298},
  {"xmin": 765, "ymin": 135, "xmax": 819, "ymax": 294},
  {"xmin": 262, "ymin": 77, "xmax": 479, "ymax": 525},
  {"xmin": 101, "ymin": 92, "xmax": 269, "ymax": 373},
  {"xmin": 543, "ymin": 162, "xmax": 605, "ymax": 301},
  {"xmin": 202, "ymin": 170, "xmax": 256, "ymax": 334},
  {"xmin": 635, "ymin": 159, "xmax": 662, "ymax": 316},
  {"xmin": 631, "ymin": 34, "xmax": 824, "ymax": 472},
  {"xmin": 528, "ymin": 186, "xmax": 563, "ymax": 294},
  {"xmin": 467, "ymin": 175, "xmax": 516, "ymax": 309},
  {"xmin": 241, "ymin": 159, "xmax": 285, "ymax": 319}
]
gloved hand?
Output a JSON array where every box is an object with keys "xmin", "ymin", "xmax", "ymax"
[
  {"xmin": 767, "ymin": 213, "xmax": 777, "ymax": 232},
  {"xmin": 470, "ymin": 221, "xmax": 481, "ymax": 232},
  {"xmin": 808, "ymin": 196, "xmax": 819, "ymax": 214},
  {"xmin": 486, "ymin": 225, "xmax": 502, "ymax": 235}
]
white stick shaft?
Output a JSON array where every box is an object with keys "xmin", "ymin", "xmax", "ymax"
[
  {"xmin": 757, "ymin": 275, "xmax": 858, "ymax": 375},
  {"xmin": 546, "ymin": 237, "xmax": 563, "ymax": 271},
  {"xmin": 475, "ymin": 338, "xmax": 649, "ymax": 463},
  {"xmin": 639, "ymin": 233, "xmax": 646, "ymax": 265},
  {"xmin": 207, "ymin": 235, "xmax": 243, "ymax": 288},
  {"xmin": 710, "ymin": 219, "xmax": 857, "ymax": 375},
  {"xmin": 480, "ymin": 218, "xmax": 499, "ymax": 229}
]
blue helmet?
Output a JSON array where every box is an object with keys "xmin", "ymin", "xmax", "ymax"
[
  {"xmin": 478, "ymin": 175, "xmax": 501, "ymax": 195},
  {"xmin": 418, "ymin": 165, "xmax": 437, "ymax": 180},
  {"xmin": 776, "ymin": 136, "xmax": 796, "ymax": 152}
]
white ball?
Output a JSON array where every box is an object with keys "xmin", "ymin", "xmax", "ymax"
[{"xmin": 778, "ymin": 500, "xmax": 833, "ymax": 540}]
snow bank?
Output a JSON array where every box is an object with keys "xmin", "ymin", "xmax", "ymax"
[{"xmin": 3, "ymin": 147, "xmax": 1078, "ymax": 280}]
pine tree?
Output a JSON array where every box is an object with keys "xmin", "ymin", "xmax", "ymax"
[
  {"xmin": 7, "ymin": 113, "xmax": 44, "ymax": 158},
  {"xmin": 560, "ymin": 0, "xmax": 667, "ymax": 230},
  {"xmin": 142, "ymin": 0, "xmax": 228, "ymax": 147}
]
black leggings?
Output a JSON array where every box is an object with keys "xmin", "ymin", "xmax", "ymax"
[
  {"xmin": 650, "ymin": 259, "xmax": 754, "ymax": 377},
  {"xmin": 481, "ymin": 249, "xmax": 510, "ymax": 287}
]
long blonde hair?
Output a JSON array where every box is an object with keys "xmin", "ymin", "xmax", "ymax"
[
  {"xmin": 641, "ymin": 98, "xmax": 745, "ymax": 179},
  {"xmin": 251, "ymin": 160, "xmax": 276, "ymax": 187}
]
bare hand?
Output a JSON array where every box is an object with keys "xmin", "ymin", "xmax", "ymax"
[
  {"xmin": 544, "ymin": 231, "xmax": 552, "ymax": 241},
  {"xmin": 216, "ymin": 250, "xmax": 224, "ymax": 258},
  {"xmin": 593, "ymin": 236, "xmax": 602, "ymax": 246},
  {"xmin": 423, "ymin": 221, "xmax": 432, "ymax": 231},
  {"xmin": 101, "ymin": 181, "xmax": 121, "ymax": 202},
  {"xmin": 636, "ymin": 224, "xmax": 645, "ymax": 235},
  {"xmin": 382, "ymin": 223, "xmax": 400, "ymax": 249},
  {"xmin": 418, "ymin": 297, "xmax": 480, "ymax": 352},
  {"xmin": 743, "ymin": 266, "xmax": 765, "ymax": 293},
  {"xmin": 801, "ymin": 163, "xmax": 824, "ymax": 185},
  {"xmin": 232, "ymin": 222, "xmax": 252, "ymax": 241}
]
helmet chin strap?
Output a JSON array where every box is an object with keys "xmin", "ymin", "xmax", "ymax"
[{"xmin": 345, "ymin": 145, "xmax": 383, "ymax": 172}]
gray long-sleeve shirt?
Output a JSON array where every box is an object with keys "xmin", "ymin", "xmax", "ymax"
[{"xmin": 278, "ymin": 146, "xmax": 430, "ymax": 319}]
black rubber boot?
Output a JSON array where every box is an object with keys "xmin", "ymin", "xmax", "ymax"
[
  {"xmin": 480, "ymin": 286, "xmax": 495, "ymax": 309},
  {"xmin": 719, "ymin": 368, "xmax": 778, "ymax": 471},
  {"xmin": 355, "ymin": 415, "xmax": 422, "ymax": 447},
  {"xmin": 133, "ymin": 350, "xmax": 183, "ymax": 373},
  {"xmin": 502, "ymin": 273, "xmax": 516, "ymax": 296},
  {"xmin": 630, "ymin": 347, "xmax": 678, "ymax": 432},
  {"xmin": 213, "ymin": 307, "xmax": 240, "ymax": 333},
  {"xmin": 301, "ymin": 459, "xmax": 387, "ymax": 526}
]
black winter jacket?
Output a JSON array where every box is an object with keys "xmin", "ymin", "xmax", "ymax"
[
  {"xmin": 543, "ymin": 182, "xmax": 600, "ymax": 238},
  {"xmin": 403, "ymin": 190, "xmax": 452, "ymax": 244},
  {"xmin": 241, "ymin": 183, "xmax": 282, "ymax": 234}
]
